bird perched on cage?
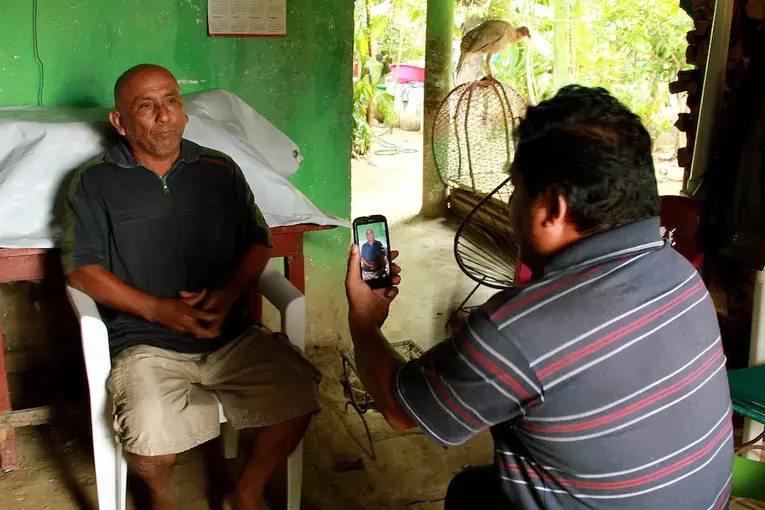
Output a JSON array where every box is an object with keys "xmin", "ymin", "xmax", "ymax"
[{"xmin": 457, "ymin": 20, "xmax": 530, "ymax": 78}]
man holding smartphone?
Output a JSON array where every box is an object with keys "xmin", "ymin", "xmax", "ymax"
[{"xmin": 345, "ymin": 86, "xmax": 732, "ymax": 509}]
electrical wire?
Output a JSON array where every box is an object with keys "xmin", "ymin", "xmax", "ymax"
[{"xmin": 32, "ymin": 0, "xmax": 45, "ymax": 106}]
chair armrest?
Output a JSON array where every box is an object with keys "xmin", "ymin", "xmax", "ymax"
[
  {"xmin": 66, "ymin": 286, "xmax": 113, "ymax": 388},
  {"xmin": 257, "ymin": 264, "xmax": 306, "ymax": 351},
  {"xmin": 67, "ymin": 264, "xmax": 307, "ymax": 358}
]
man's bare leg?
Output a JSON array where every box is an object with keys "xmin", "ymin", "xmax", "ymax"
[
  {"xmin": 127, "ymin": 453, "xmax": 177, "ymax": 510},
  {"xmin": 226, "ymin": 413, "xmax": 313, "ymax": 510}
]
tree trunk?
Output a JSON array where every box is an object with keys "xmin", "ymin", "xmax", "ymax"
[{"xmin": 422, "ymin": 0, "xmax": 454, "ymax": 217}]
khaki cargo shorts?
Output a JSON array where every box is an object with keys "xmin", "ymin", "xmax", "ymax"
[{"xmin": 107, "ymin": 326, "xmax": 322, "ymax": 457}]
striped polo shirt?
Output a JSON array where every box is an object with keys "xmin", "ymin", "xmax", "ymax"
[{"xmin": 395, "ymin": 217, "xmax": 733, "ymax": 509}]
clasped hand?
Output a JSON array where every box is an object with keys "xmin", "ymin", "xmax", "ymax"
[{"xmin": 149, "ymin": 287, "xmax": 237, "ymax": 339}]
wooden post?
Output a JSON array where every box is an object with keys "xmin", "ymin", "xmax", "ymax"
[
  {"xmin": 685, "ymin": 0, "xmax": 735, "ymax": 195},
  {"xmin": 421, "ymin": 0, "xmax": 453, "ymax": 218}
]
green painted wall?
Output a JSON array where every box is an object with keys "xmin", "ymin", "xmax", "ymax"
[{"xmin": 1, "ymin": 0, "xmax": 353, "ymax": 343}]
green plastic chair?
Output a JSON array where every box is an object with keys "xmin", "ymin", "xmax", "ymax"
[
  {"xmin": 733, "ymin": 445, "xmax": 765, "ymax": 501},
  {"xmin": 729, "ymin": 365, "xmax": 765, "ymax": 425},
  {"xmin": 729, "ymin": 365, "xmax": 765, "ymax": 503}
]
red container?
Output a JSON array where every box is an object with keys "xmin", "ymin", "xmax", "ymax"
[{"xmin": 389, "ymin": 64, "xmax": 425, "ymax": 84}]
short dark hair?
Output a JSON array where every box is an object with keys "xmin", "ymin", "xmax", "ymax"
[{"xmin": 514, "ymin": 85, "xmax": 660, "ymax": 233}]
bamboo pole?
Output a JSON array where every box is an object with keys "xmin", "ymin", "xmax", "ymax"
[{"xmin": 552, "ymin": 0, "xmax": 571, "ymax": 89}]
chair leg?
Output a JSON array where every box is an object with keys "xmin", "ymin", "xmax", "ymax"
[
  {"xmin": 286, "ymin": 441, "xmax": 303, "ymax": 510},
  {"xmin": 117, "ymin": 445, "xmax": 128, "ymax": 510},
  {"xmin": 91, "ymin": 421, "xmax": 123, "ymax": 510},
  {"xmin": 220, "ymin": 422, "xmax": 239, "ymax": 460}
]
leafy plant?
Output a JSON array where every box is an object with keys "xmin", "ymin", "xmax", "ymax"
[
  {"xmin": 367, "ymin": 0, "xmax": 427, "ymax": 64},
  {"xmin": 352, "ymin": 0, "xmax": 425, "ymax": 156},
  {"xmin": 353, "ymin": 81, "xmax": 375, "ymax": 155},
  {"xmin": 355, "ymin": 0, "xmax": 691, "ymax": 149},
  {"xmin": 376, "ymin": 92, "xmax": 397, "ymax": 125},
  {"xmin": 352, "ymin": 56, "xmax": 398, "ymax": 156}
]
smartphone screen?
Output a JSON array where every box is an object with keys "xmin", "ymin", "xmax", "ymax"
[{"xmin": 353, "ymin": 215, "xmax": 392, "ymax": 288}]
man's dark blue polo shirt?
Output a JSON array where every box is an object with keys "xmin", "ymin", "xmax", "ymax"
[
  {"xmin": 361, "ymin": 240, "xmax": 385, "ymax": 267},
  {"xmin": 62, "ymin": 139, "xmax": 272, "ymax": 356}
]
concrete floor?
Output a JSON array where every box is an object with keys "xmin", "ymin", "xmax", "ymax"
[
  {"xmin": 0, "ymin": 346, "xmax": 495, "ymax": 510},
  {"xmin": 351, "ymin": 128, "xmax": 423, "ymax": 225},
  {"xmin": 0, "ymin": 129, "xmax": 495, "ymax": 510},
  {"xmin": 350, "ymin": 128, "xmax": 497, "ymax": 343},
  {"xmin": 0, "ymin": 128, "xmax": 696, "ymax": 510}
]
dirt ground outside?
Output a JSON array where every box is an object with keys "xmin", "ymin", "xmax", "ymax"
[
  {"xmin": 0, "ymin": 346, "xmax": 494, "ymax": 510},
  {"xmin": 352, "ymin": 128, "xmax": 688, "ymax": 220}
]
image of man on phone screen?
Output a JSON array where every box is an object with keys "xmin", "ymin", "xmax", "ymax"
[{"xmin": 360, "ymin": 228, "xmax": 388, "ymax": 281}]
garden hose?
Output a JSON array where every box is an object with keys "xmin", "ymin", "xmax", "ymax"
[{"xmin": 372, "ymin": 126, "xmax": 419, "ymax": 156}]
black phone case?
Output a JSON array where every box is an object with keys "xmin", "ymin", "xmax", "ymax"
[{"xmin": 353, "ymin": 215, "xmax": 393, "ymax": 289}]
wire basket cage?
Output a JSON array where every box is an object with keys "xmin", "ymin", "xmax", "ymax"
[{"xmin": 432, "ymin": 77, "xmax": 528, "ymax": 196}]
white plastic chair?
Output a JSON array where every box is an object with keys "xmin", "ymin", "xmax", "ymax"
[{"xmin": 66, "ymin": 263, "xmax": 306, "ymax": 510}]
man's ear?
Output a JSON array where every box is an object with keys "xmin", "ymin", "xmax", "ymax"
[
  {"xmin": 540, "ymin": 188, "xmax": 569, "ymax": 228},
  {"xmin": 108, "ymin": 110, "xmax": 127, "ymax": 136}
]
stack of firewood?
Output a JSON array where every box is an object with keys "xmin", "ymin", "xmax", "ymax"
[
  {"xmin": 670, "ymin": 0, "xmax": 757, "ymax": 183},
  {"xmin": 449, "ymin": 187, "xmax": 515, "ymax": 235}
]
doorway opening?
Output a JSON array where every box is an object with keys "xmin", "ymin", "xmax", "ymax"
[{"xmin": 351, "ymin": 0, "xmax": 427, "ymax": 224}]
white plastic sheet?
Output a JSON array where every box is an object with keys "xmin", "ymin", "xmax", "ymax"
[{"xmin": 0, "ymin": 89, "xmax": 349, "ymax": 249}]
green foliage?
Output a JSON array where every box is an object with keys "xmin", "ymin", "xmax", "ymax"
[
  {"xmin": 354, "ymin": 0, "xmax": 691, "ymax": 145},
  {"xmin": 353, "ymin": 0, "xmax": 414, "ymax": 155},
  {"xmin": 376, "ymin": 92, "xmax": 397, "ymax": 125},
  {"xmin": 457, "ymin": 0, "xmax": 692, "ymax": 140},
  {"xmin": 353, "ymin": 79, "xmax": 375, "ymax": 155},
  {"xmin": 354, "ymin": 0, "xmax": 427, "ymax": 64},
  {"xmin": 352, "ymin": 55, "xmax": 399, "ymax": 155},
  {"xmin": 571, "ymin": 0, "xmax": 691, "ymax": 138}
]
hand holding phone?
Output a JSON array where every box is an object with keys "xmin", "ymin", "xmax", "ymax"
[
  {"xmin": 353, "ymin": 215, "xmax": 392, "ymax": 289},
  {"xmin": 345, "ymin": 239, "xmax": 400, "ymax": 330}
]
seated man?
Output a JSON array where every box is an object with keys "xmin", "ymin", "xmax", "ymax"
[
  {"xmin": 360, "ymin": 228, "xmax": 387, "ymax": 280},
  {"xmin": 63, "ymin": 64, "xmax": 320, "ymax": 510},
  {"xmin": 345, "ymin": 86, "xmax": 733, "ymax": 509}
]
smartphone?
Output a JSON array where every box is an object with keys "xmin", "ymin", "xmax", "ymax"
[{"xmin": 352, "ymin": 215, "xmax": 393, "ymax": 289}]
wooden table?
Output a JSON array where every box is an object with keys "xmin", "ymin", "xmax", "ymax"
[{"xmin": 0, "ymin": 223, "xmax": 336, "ymax": 471}]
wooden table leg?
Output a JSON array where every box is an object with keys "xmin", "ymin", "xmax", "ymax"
[
  {"xmin": 0, "ymin": 321, "xmax": 18, "ymax": 472},
  {"xmin": 284, "ymin": 238, "xmax": 306, "ymax": 295}
]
